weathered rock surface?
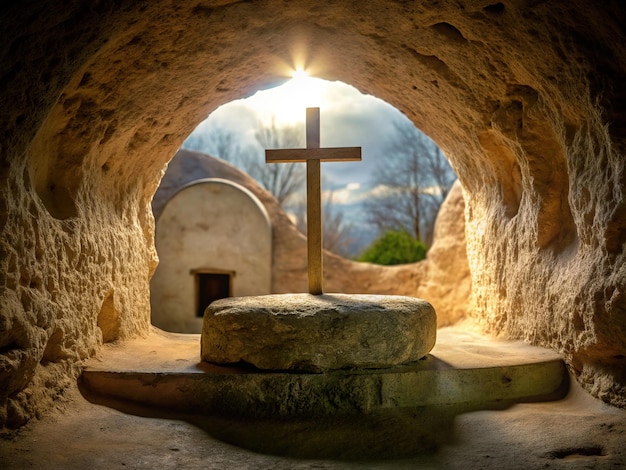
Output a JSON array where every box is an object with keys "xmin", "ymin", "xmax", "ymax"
[
  {"xmin": 201, "ymin": 294, "xmax": 436, "ymax": 371},
  {"xmin": 1, "ymin": 0, "xmax": 626, "ymax": 428},
  {"xmin": 417, "ymin": 181, "xmax": 470, "ymax": 326},
  {"xmin": 84, "ymin": 326, "xmax": 566, "ymax": 423}
]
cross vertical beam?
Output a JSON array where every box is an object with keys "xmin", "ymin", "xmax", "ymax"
[
  {"xmin": 306, "ymin": 108, "xmax": 323, "ymax": 294},
  {"xmin": 265, "ymin": 107, "xmax": 361, "ymax": 295}
]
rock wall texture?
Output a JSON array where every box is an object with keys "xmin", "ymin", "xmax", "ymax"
[{"xmin": 0, "ymin": 0, "xmax": 625, "ymax": 427}]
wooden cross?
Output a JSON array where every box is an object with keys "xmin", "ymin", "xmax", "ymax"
[{"xmin": 265, "ymin": 107, "xmax": 361, "ymax": 295}]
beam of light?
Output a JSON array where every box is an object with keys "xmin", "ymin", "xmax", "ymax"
[
  {"xmin": 247, "ymin": 67, "xmax": 328, "ymax": 126},
  {"xmin": 291, "ymin": 67, "xmax": 309, "ymax": 80}
]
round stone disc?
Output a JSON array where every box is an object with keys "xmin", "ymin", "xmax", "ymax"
[{"xmin": 201, "ymin": 293, "xmax": 436, "ymax": 372}]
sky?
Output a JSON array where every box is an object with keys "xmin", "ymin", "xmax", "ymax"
[
  {"xmin": 185, "ymin": 75, "xmax": 420, "ymax": 192},
  {"xmin": 182, "ymin": 74, "xmax": 448, "ymax": 255}
]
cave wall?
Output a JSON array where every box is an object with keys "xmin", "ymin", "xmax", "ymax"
[{"xmin": 1, "ymin": 0, "xmax": 625, "ymax": 427}]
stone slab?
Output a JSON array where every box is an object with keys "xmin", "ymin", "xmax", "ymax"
[
  {"xmin": 201, "ymin": 293, "xmax": 437, "ymax": 372},
  {"xmin": 81, "ymin": 325, "xmax": 569, "ymax": 419},
  {"xmin": 151, "ymin": 178, "xmax": 272, "ymax": 334}
]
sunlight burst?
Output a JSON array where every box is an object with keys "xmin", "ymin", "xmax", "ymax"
[
  {"xmin": 291, "ymin": 67, "xmax": 309, "ymax": 80},
  {"xmin": 246, "ymin": 70, "xmax": 328, "ymax": 126}
]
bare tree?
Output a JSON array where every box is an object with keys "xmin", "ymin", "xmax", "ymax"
[
  {"xmin": 182, "ymin": 118, "xmax": 306, "ymax": 207},
  {"xmin": 248, "ymin": 118, "xmax": 305, "ymax": 206},
  {"xmin": 292, "ymin": 188, "xmax": 355, "ymax": 257},
  {"xmin": 182, "ymin": 125, "xmax": 244, "ymax": 165},
  {"xmin": 365, "ymin": 119, "xmax": 456, "ymax": 245}
]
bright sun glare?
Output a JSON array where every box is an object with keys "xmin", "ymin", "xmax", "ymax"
[
  {"xmin": 291, "ymin": 67, "xmax": 309, "ymax": 80},
  {"xmin": 246, "ymin": 68, "xmax": 329, "ymax": 126}
]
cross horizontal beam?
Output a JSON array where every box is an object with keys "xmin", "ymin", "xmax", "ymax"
[
  {"xmin": 265, "ymin": 147, "xmax": 361, "ymax": 163},
  {"xmin": 263, "ymin": 107, "xmax": 362, "ymax": 295}
]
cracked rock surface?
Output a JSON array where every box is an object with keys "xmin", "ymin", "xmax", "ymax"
[{"xmin": 202, "ymin": 294, "xmax": 436, "ymax": 372}]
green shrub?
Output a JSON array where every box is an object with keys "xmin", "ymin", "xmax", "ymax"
[{"xmin": 357, "ymin": 230, "xmax": 427, "ymax": 265}]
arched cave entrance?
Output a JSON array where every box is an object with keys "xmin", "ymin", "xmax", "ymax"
[
  {"xmin": 151, "ymin": 79, "xmax": 462, "ymax": 334},
  {"xmin": 2, "ymin": 1, "xmax": 626, "ymax": 429}
]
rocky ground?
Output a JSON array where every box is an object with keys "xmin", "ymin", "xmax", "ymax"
[{"xmin": 1, "ymin": 376, "xmax": 624, "ymax": 470}]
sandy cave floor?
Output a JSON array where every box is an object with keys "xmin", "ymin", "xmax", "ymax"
[{"xmin": 1, "ymin": 375, "xmax": 625, "ymax": 469}]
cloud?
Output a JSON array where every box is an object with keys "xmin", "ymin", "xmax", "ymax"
[
  {"xmin": 322, "ymin": 181, "xmax": 430, "ymax": 209},
  {"xmin": 185, "ymin": 78, "xmax": 436, "ymax": 188},
  {"xmin": 322, "ymin": 185, "xmax": 364, "ymax": 205},
  {"xmin": 368, "ymin": 184, "xmax": 398, "ymax": 198},
  {"xmin": 180, "ymin": 79, "xmax": 452, "ymax": 256}
]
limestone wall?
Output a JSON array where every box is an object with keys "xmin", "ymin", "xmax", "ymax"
[
  {"xmin": 1, "ymin": 0, "xmax": 625, "ymax": 428},
  {"xmin": 151, "ymin": 178, "xmax": 272, "ymax": 333}
]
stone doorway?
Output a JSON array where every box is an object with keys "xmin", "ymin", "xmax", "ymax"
[{"xmin": 193, "ymin": 269, "xmax": 234, "ymax": 317}]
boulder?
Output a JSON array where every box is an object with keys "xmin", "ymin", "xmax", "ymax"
[{"xmin": 201, "ymin": 294, "xmax": 436, "ymax": 372}]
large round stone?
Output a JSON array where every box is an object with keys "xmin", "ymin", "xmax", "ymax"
[{"xmin": 201, "ymin": 293, "xmax": 436, "ymax": 372}]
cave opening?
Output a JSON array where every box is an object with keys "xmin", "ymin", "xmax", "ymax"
[
  {"xmin": 149, "ymin": 76, "xmax": 459, "ymax": 334},
  {"xmin": 4, "ymin": 5, "xmax": 626, "ymax": 460}
]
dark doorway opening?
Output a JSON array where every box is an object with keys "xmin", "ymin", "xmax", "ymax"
[{"xmin": 193, "ymin": 271, "xmax": 234, "ymax": 317}]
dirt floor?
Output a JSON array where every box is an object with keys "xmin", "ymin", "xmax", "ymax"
[{"xmin": 1, "ymin": 376, "xmax": 625, "ymax": 470}]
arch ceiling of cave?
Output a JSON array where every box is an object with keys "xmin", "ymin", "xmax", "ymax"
[{"xmin": 26, "ymin": 0, "xmax": 594, "ymax": 226}]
